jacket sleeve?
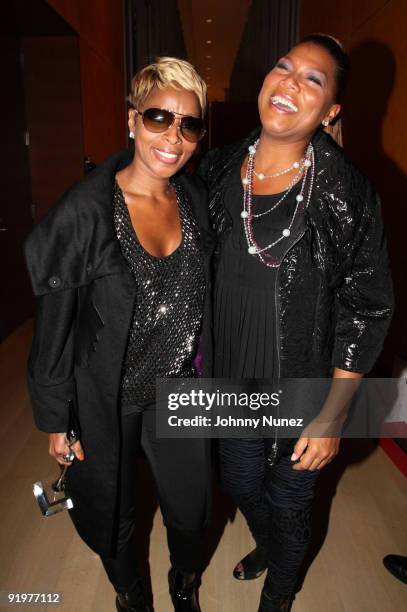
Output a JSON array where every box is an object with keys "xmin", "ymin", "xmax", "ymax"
[
  {"xmin": 24, "ymin": 191, "xmax": 81, "ymax": 433},
  {"xmin": 27, "ymin": 288, "xmax": 77, "ymax": 433},
  {"xmin": 332, "ymin": 191, "xmax": 394, "ymax": 373}
]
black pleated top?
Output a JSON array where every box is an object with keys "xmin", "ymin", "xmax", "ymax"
[{"xmin": 213, "ymin": 166, "xmax": 299, "ymax": 380}]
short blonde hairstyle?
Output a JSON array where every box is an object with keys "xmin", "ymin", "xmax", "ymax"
[{"xmin": 128, "ymin": 57, "xmax": 207, "ymax": 117}]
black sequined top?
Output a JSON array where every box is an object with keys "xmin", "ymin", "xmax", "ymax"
[{"xmin": 113, "ymin": 181, "xmax": 205, "ymax": 410}]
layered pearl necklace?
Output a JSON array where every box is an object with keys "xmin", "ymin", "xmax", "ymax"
[
  {"xmin": 253, "ymin": 158, "xmax": 302, "ymax": 181},
  {"xmin": 241, "ymin": 139, "xmax": 315, "ymax": 268}
]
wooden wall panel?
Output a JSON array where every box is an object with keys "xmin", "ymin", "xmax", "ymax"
[
  {"xmin": 77, "ymin": 1, "xmax": 124, "ymax": 71},
  {"xmin": 0, "ymin": 27, "xmax": 34, "ymax": 340},
  {"xmin": 79, "ymin": 40, "xmax": 127, "ymax": 162},
  {"xmin": 300, "ymin": 0, "xmax": 407, "ymax": 363},
  {"xmin": 350, "ymin": 0, "xmax": 407, "ymax": 170},
  {"xmin": 22, "ymin": 36, "xmax": 84, "ymax": 220},
  {"xmin": 299, "ymin": 0, "xmax": 391, "ymax": 44},
  {"xmin": 351, "ymin": 0, "xmax": 390, "ymax": 31},
  {"xmin": 47, "ymin": 0, "xmax": 126, "ymax": 162},
  {"xmin": 300, "ymin": 0, "xmax": 407, "ymax": 170},
  {"xmin": 45, "ymin": 0, "xmax": 81, "ymax": 30},
  {"xmin": 46, "ymin": 0, "xmax": 124, "ymax": 67},
  {"xmin": 299, "ymin": 0, "xmax": 353, "ymax": 47}
]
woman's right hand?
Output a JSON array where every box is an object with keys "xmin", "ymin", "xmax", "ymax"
[{"xmin": 48, "ymin": 433, "xmax": 85, "ymax": 465}]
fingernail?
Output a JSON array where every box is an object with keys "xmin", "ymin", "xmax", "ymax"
[{"xmin": 291, "ymin": 453, "xmax": 297, "ymax": 461}]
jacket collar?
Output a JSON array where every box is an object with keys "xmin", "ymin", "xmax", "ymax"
[{"xmin": 75, "ymin": 149, "xmax": 133, "ymax": 203}]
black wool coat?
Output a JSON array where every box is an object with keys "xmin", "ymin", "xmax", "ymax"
[{"xmin": 25, "ymin": 150, "xmax": 215, "ymax": 555}]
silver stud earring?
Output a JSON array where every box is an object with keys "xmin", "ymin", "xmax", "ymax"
[
  {"xmin": 129, "ymin": 131, "xmax": 135, "ymax": 139},
  {"xmin": 322, "ymin": 119, "xmax": 330, "ymax": 127}
]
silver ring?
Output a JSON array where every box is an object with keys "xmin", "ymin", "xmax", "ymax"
[{"xmin": 62, "ymin": 451, "xmax": 75, "ymax": 462}]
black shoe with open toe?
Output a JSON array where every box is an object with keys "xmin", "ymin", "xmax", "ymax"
[{"xmin": 233, "ymin": 546, "xmax": 268, "ymax": 580}]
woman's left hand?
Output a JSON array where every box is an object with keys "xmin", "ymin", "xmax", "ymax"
[{"xmin": 290, "ymin": 436, "xmax": 340, "ymax": 471}]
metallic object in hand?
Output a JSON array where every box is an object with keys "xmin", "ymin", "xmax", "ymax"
[
  {"xmin": 33, "ymin": 463, "xmax": 74, "ymax": 517},
  {"xmin": 33, "ymin": 400, "xmax": 80, "ymax": 516},
  {"xmin": 62, "ymin": 451, "xmax": 75, "ymax": 462}
]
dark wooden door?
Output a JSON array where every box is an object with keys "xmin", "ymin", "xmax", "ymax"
[
  {"xmin": 0, "ymin": 27, "xmax": 34, "ymax": 341},
  {"xmin": 0, "ymin": 1, "xmax": 84, "ymax": 341},
  {"xmin": 22, "ymin": 36, "xmax": 84, "ymax": 222}
]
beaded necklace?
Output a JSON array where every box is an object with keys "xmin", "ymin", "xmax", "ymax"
[{"xmin": 241, "ymin": 139, "xmax": 315, "ymax": 268}]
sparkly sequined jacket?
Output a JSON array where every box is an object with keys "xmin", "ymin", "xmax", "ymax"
[
  {"xmin": 24, "ymin": 150, "xmax": 215, "ymax": 555},
  {"xmin": 199, "ymin": 129, "xmax": 393, "ymax": 377}
]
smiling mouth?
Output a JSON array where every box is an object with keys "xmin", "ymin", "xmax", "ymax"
[
  {"xmin": 152, "ymin": 148, "xmax": 181, "ymax": 164},
  {"xmin": 270, "ymin": 95, "xmax": 298, "ymax": 113}
]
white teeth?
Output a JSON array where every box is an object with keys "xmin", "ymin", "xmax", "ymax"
[
  {"xmin": 271, "ymin": 95, "xmax": 298, "ymax": 112},
  {"xmin": 156, "ymin": 150, "xmax": 178, "ymax": 159}
]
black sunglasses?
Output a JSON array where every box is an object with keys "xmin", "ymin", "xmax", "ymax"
[{"xmin": 134, "ymin": 107, "xmax": 206, "ymax": 143}]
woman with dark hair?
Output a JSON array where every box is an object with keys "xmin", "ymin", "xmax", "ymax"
[
  {"xmin": 25, "ymin": 57, "xmax": 213, "ymax": 612},
  {"xmin": 200, "ymin": 34, "xmax": 393, "ymax": 611}
]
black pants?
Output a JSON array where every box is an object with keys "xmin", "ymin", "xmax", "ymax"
[
  {"xmin": 219, "ymin": 438, "xmax": 319, "ymax": 603},
  {"xmin": 101, "ymin": 409, "xmax": 210, "ymax": 592}
]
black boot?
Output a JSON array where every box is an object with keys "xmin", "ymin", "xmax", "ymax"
[
  {"xmin": 233, "ymin": 546, "xmax": 268, "ymax": 580},
  {"xmin": 168, "ymin": 567, "xmax": 201, "ymax": 612},
  {"xmin": 115, "ymin": 576, "xmax": 151, "ymax": 612}
]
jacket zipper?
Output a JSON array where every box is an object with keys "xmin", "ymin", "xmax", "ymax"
[
  {"xmin": 275, "ymin": 229, "xmax": 306, "ymax": 378},
  {"xmin": 268, "ymin": 229, "xmax": 306, "ymax": 466}
]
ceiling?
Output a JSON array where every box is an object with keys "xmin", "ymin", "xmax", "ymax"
[{"xmin": 177, "ymin": 0, "xmax": 252, "ymax": 101}]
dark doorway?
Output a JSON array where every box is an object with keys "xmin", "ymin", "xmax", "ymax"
[{"xmin": 0, "ymin": 1, "xmax": 84, "ymax": 341}]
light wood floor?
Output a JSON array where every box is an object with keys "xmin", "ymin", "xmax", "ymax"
[{"xmin": 1, "ymin": 321, "xmax": 406, "ymax": 612}]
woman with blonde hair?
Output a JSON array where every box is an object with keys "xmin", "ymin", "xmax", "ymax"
[{"xmin": 25, "ymin": 57, "xmax": 213, "ymax": 612}]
